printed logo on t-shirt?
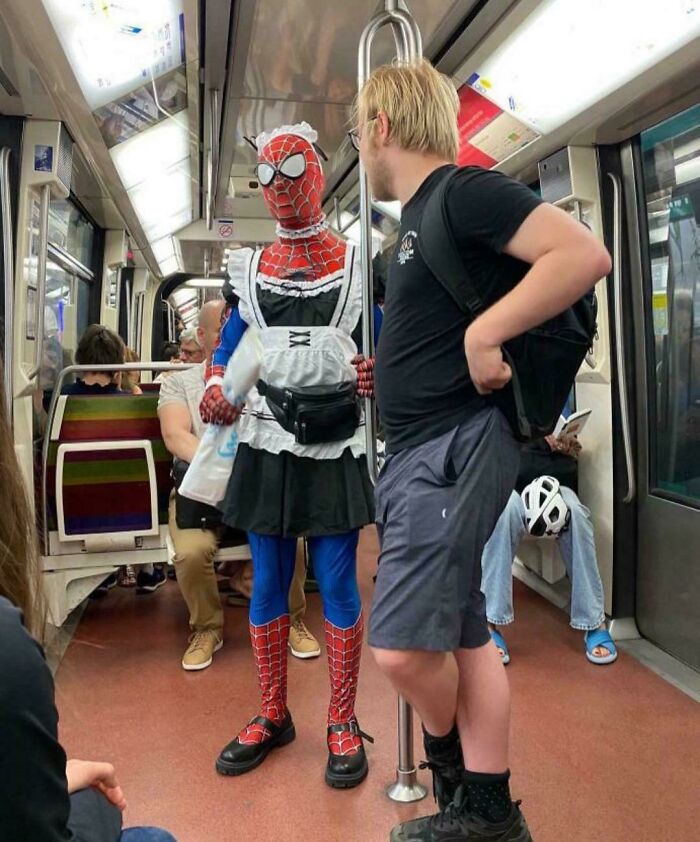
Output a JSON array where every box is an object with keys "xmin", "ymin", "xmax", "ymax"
[{"xmin": 397, "ymin": 230, "xmax": 417, "ymax": 265}]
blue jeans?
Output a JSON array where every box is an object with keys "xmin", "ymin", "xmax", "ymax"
[
  {"xmin": 121, "ymin": 829, "xmax": 177, "ymax": 842},
  {"xmin": 481, "ymin": 488, "xmax": 605, "ymax": 631}
]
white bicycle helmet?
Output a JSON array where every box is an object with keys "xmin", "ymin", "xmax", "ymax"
[{"xmin": 521, "ymin": 476, "xmax": 570, "ymax": 537}]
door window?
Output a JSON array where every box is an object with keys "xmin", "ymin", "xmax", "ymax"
[{"xmin": 641, "ymin": 104, "xmax": 700, "ymax": 503}]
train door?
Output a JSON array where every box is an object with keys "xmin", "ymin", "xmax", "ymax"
[{"xmin": 620, "ymin": 105, "xmax": 700, "ymax": 670}]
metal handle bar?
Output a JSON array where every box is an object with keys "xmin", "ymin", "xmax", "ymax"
[
  {"xmin": 207, "ymin": 89, "xmax": 220, "ymax": 230},
  {"xmin": 1, "ymin": 147, "xmax": 14, "ymax": 416},
  {"xmin": 607, "ymin": 173, "xmax": 636, "ymax": 504},
  {"xmin": 358, "ymin": 5, "xmax": 422, "ymax": 486}
]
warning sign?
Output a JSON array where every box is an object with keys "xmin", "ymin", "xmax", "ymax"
[{"xmin": 217, "ymin": 219, "xmax": 234, "ymax": 239}]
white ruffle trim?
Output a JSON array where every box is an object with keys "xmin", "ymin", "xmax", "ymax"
[
  {"xmin": 275, "ymin": 216, "xmax": 328, "ymax": 239},
  {"xmin": 257, "ymin": 271, "xmax": 345, "ymax": 298},
  {"xmin": 255, "ymin": 122, "xmax": 318, "ymax": 152}
]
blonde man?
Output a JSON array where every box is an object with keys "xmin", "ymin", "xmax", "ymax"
[{"xmin": 353, "ymin": 59, "xmax": 610, "ymax": 841}]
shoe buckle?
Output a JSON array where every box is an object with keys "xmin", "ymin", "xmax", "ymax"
[{"xmin": 350, "ymin": 720, "xmax": 374, "ymax": 744}]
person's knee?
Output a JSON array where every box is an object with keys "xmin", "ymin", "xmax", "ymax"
[
  {"xmin": 561, "ymin": 487, "xmax": 590, "ymax": 521},
  {"xmin": 371, "ymin": 647, "xmax": 417, "ymax": 681},
  {"xmin": 172, "ymin": 534, "xmax": 217, "ymax": 576}
]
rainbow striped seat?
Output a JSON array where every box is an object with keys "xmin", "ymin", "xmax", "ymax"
[{"xmin": 46, "ymin": 393, "xmax": 172, "ymax": 542}]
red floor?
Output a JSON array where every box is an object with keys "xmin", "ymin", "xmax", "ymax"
[{"xmin": 55, "ymin": 529, "xmax": 700, "ymax": 842}]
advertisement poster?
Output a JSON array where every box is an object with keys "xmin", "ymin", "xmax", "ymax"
[{"xmin": 456, "ymin": 84, "xmax": 539, "ymax": 169}]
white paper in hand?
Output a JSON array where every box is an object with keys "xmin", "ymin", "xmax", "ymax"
[
  {"xmin": 179, "ymin": 327, "xmax": 264, "ymax": 507},
  {"xmin": 223, "ymin": 326, "xmax": 264, "ymax": 407}
]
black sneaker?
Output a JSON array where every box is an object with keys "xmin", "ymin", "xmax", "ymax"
[
  {"xmin": 421, "ymin": 725, "xmax": 465, "ymax": 811},
  {"xmin": 390, "ymin": 789, "xmax": 533, "ymax": 841},
  {"xmin": 91, "ymin": 573, "xmax": 118, "ymax": 598},
  {"xmin": 136, "ymin": 566, "xmax": 167, "ymax": 594}
]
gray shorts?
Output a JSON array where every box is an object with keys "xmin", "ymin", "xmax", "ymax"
[{"xmin": 368, "ymin": 407, "xmax": 519, "ymax": 652}]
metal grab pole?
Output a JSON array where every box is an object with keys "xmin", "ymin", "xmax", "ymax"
[
  {"xmin": 386, "ymin": 697, "xmax": 429, "ymax": 803},
  {"xmin": 1, "ymin": 148, "xmax": 14, "ymax": 417},
  {"xmin": 357, "ymin": 1, "xmax": 427, "ymax": 805}
]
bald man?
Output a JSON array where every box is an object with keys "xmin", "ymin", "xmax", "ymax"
[{"xmin": 158, "ymin": 301, "xmax": 316, "ymax": 670}]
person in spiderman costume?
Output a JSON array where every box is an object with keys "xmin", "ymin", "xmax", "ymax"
[{"xmin": 200, "ymin": 122, "xmax": 378, "ymax": 788}]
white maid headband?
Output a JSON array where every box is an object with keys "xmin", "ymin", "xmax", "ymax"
[{"xmin": 255, "ymin": 121, "xmax": 318, "ymax": 152}]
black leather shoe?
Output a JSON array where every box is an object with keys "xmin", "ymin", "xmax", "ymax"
[
  {"xmin": 325, "ymin": 721, "xmax": 374, "ymax": 789},
  {"xmin": 216, "ymin": 711, "xmax": 295, "ymax": 776}
]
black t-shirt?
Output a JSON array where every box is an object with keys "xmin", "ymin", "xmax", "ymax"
[
  {"xmin": 374, "ymin": 165, "xmax": 542, "ymax": 453},
  {"xmin": 0, "ymin": 597, "xmax": 122, "ymax": 841}
]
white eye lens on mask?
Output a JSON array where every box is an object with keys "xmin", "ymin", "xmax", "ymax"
[
  {"xmin": 279, "ymin": 152, "xmax": 306, "ymax": 179},
  {"xmin": 256, "ymin": 162, "xmax": 276, "ymax": 187}
]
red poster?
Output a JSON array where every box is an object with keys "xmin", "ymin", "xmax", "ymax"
[
  {"xmin": 457, "ymin": 85, "xmax": 502, "ymax": 141},
  {"xmin": 457, "ymin": 142, "xmax": 497, "ymax": 169}
]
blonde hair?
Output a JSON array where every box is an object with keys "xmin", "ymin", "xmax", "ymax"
[
  {"xmin": 355, "ymin": 58, "xmax": 460, "ymax": 161},
  {"xmin": 119, "ymin": 347, "xmax": 142, "ymax": 393},
  {"xmin": 0, "ymin": 368, "xmax": 45, "ymax": 639}
]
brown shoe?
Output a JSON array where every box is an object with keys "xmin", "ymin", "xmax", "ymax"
[
  {"xmin": 288, "ymin": 619, "xmax": 321, "ymax": 659},
  {"xmin": 182, "ymin": 630, "xmax": 223, "ymax": 671}
]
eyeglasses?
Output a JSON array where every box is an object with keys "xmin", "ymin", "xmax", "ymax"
[
  {"xmin": 348, "ymin": 115, "xmax": 378, "ymax": 152},
  {"xmin": 180, "ymin": 346, "xmax": 201, "ymax": 359},
  {"xmin": 254, "ymin": 152, "xmax": 307, "ymax": 187}
]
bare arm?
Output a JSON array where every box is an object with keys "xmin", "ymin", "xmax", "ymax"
[
  {"xmin": 465, "ymin": 203, "xmax": 611, "ymax": 393},
  {"xmin": 158, "ymin": 403, "xmax": 199, "ymax": 463}
]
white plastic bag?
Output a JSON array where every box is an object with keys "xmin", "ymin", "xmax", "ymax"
[{"xmin": 178, "ymin": 328, "xmax": 263, "ymax": 506}]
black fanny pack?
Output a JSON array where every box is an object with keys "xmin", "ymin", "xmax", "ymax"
[
  {"xmin": 172, "ymin": 459, "xmax": 223, "ymax": 530},
  {"xmin": 257, "ymin": 379, "xmax": 361, "ymax": 445}
]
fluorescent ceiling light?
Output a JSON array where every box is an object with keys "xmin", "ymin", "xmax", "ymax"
[
  {"xmin": 127, "ymin": 162, "xmax": 192, "ymax": 241},
  {"xmin": 459, "ymin": 0, "xmax": 700, "ymax": 135},
  {"xmin": 41, "ymin": 0, "xmax": 186, "ymax": 111},
  {"xmin": 150, "ymin": 235, "xmax": 176, "ymax": 264},
  {"xmin": 159, "ymin": 254, "xmax": 182, "ymax": 277},
  {"xmin": 111, "ymin": 113, "xmax": 189, "ymax": 191},
  {"xmin": 186, "ymin": 278, "xmax": 225, "ymax": 288}
]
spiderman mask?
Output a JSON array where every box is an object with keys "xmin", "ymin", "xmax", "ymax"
[{"xmin": 256, "ymin": 130, "xmax": 324, "ymax": 228}]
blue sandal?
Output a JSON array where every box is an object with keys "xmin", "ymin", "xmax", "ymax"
[
  {"xmin": 584, "ymin": 628, "xmax": 618, "ymax": 665},
  {"xmin": 490, "ymin": 629, "xmax": 510, "ymax": 665}
]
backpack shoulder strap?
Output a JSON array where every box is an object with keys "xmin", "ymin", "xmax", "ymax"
[{"xmin": 419, "ymin": 168, "xmax": 486, "ymax": 317}]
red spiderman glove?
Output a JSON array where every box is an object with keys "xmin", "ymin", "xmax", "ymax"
[
  {"xmin": 352, "ymin": 354, "xmax": 375, "ymax": 399},
  {"xmin": 199, "ymin": 384, "xmax": 241, "ymax": 426}
]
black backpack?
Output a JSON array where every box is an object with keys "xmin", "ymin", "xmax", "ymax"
[{"xmin": 419, "ymin": 168, "xmax": 598, "ymax": 443}]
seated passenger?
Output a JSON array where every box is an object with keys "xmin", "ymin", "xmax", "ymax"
[
  {"xmin": 481, "ymin": 432, "xmax": 618, "ymax": 666},
  {"xmin": 178, "ymin": 327, "xmax": 205, "ymax": 364},
  {"xmin": 64, "ymin": 325, "xmax": 165, "ymax": 596},
  {"xmin": 0, "ymin": 370, "xmax": 177, "ymax": 842},
  {"xmin": 62, "ymin": 324, "xmax": 124, "ymax": 397},
  {"xmin": 154, "ymin": 342, "xmax": 182, "ymax": 384},
  {"xmin": 157, "ymin": 300, "xmax": 319, "ymax": 670}
]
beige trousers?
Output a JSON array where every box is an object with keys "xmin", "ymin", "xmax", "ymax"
[{"xmin": 168, "ymin": 493, "xmax": 306, "ymax": 635}]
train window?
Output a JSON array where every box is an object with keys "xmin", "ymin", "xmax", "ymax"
[
  {"xmin": 33, "ymin": 199, "xmax": 95, "ymax": 441},
  {"xmin": 48, "ymin": 198, "xmax": 95, "ymax": 269},
  {"xmin": 640, "ymin": 104, "xmax": 700, "ymax": 503}
]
